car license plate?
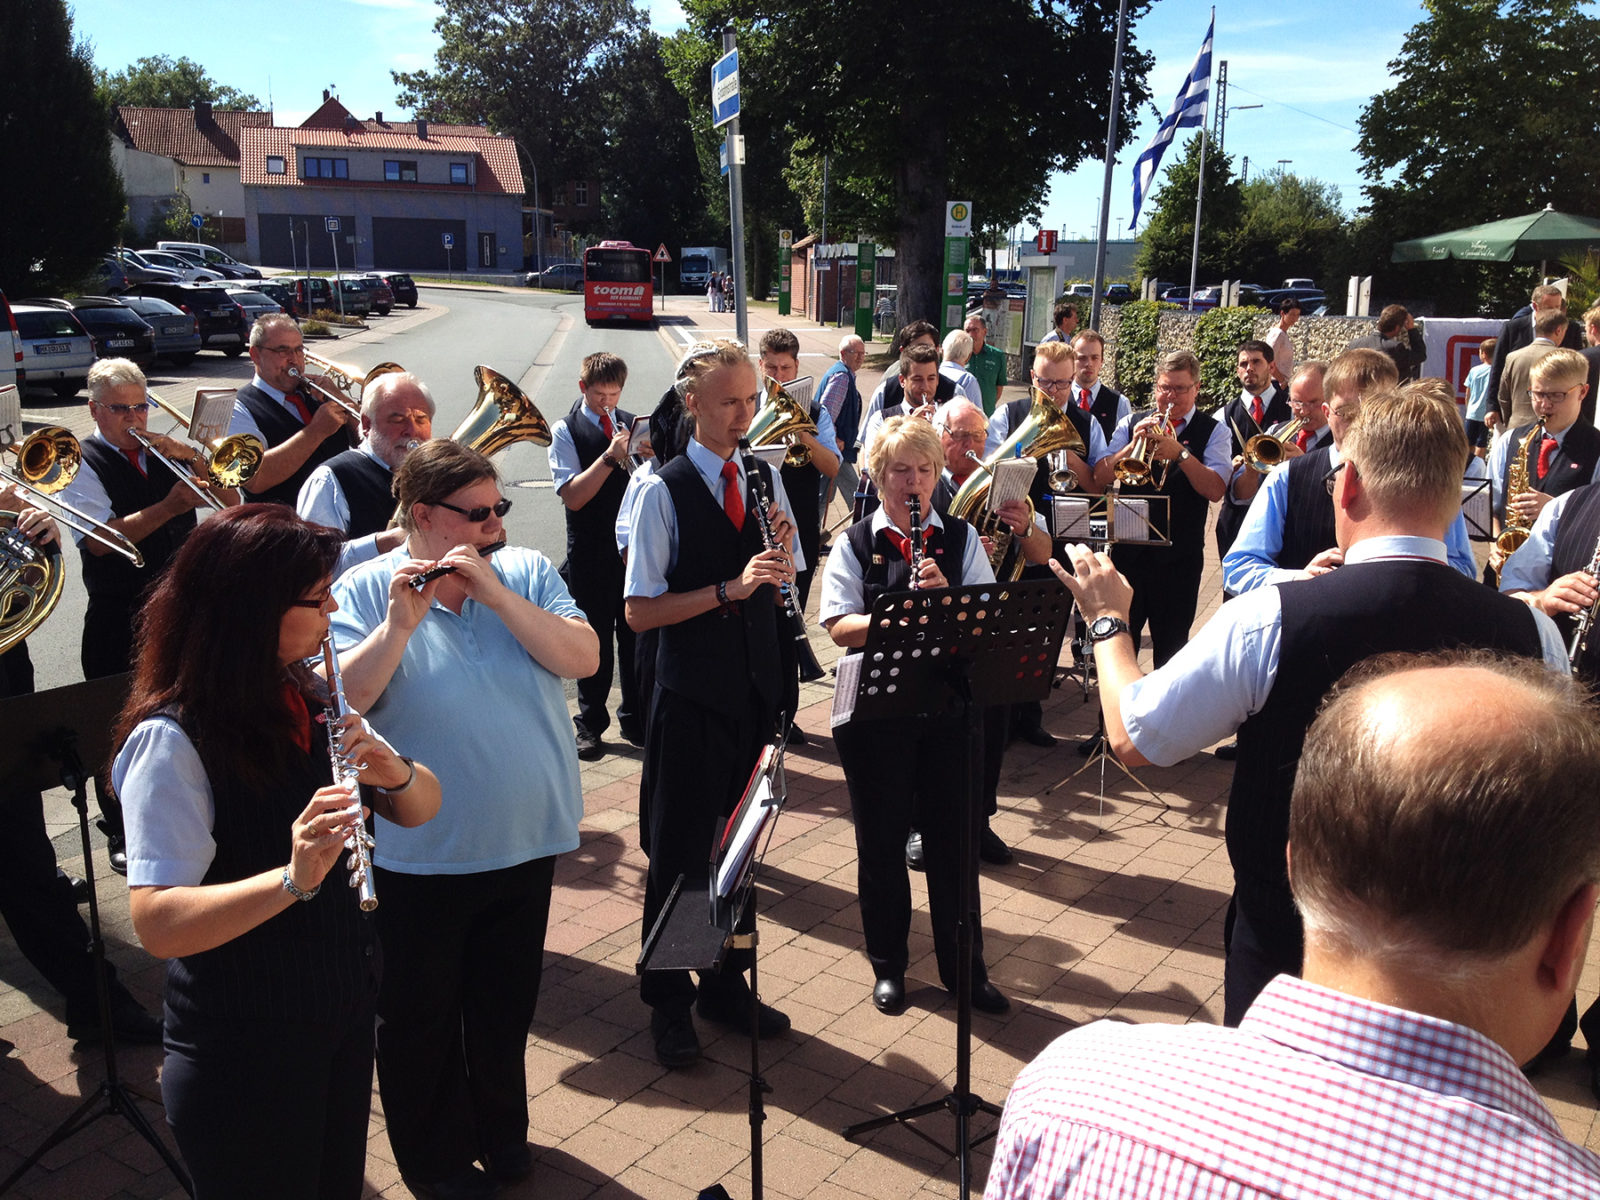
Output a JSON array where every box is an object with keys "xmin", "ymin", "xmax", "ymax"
[
  {"xmin": 209, "ymin": 307, "xmax": 233, "ymax": 318},
  {"xmin": 36, "ymin": 343, "xmax": 69, "ymax": 355},
  {"xmin": 106, "ymin": 338, "xmax": 134, "ymax": 349},
  {"xmin": 210, "ymin": 332, "xmax": 240, "ymax": 344},
  {"xmin": 162, "ymin": 324, "xmax": 188, "ymax": 335}
]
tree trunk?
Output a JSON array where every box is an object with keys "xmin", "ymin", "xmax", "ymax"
[{"xmin": 894, "ymin": 109, "xmax": 949, "ymax": 334}]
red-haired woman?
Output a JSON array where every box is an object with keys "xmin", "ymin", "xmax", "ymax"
[{"xmin": 112, "ymin": 504, "xmax": 440, "ymax": 1200}]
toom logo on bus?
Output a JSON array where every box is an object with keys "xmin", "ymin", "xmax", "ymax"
[{"xmin": 595, "ymin": 284, "xmax": 646, "ymax": 299}]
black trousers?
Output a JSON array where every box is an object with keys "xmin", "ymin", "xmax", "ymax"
[
  {"xmin": 1214, "ymin": 499, "xmax": 1247, "ymax": 566},
  {"xmin": 161, "ymin": 988, "xmax": 377, "ymax": 1200},
  {"xmin": 1115, "ymin": 547, "xmax": 1204, "ymax": 668},
  {"xmin": 1221, "ymin": 870, "xmax": 1302, "ymax": 1026},
  {"xmin": 835, "ymin": 716, "xmax": 989, "ymax": 990},
  {"xmin": 81, "ymin": 593, "xmax": 131, "ymax": 838},
  {"xmin": 375, "ymin": 856, "xmax": 555, "ymax": 1183},
  {"xmin": 788, "ymin": 468, "xmax": 823, "ymax": 611},
  {"xmin": 639, "ymin": 684, "xmax": 766, "ymax": 1010},
  {"xmin": 563, "ymin": 550, "xmax": 638, "ymax": 737}
]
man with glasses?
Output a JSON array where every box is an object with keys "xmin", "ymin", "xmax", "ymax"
[
  {"xmin": 331, "ymin": 439, "xmax": 598, "ymax": 1196},
  {"xmin": 1489, "ymin": 349, "xmax": 1600, "ymax": 547},
  {"xmin": 1056, "ymin": 388, "xmax": 1566, "ymax": 1024},
  {"xmin": 1093, "ymin": 350, "xmax": 1230, "ymax": 668},
  {"xmin": 229, "ymin": 313, "xmax": 357, "ymax": 505}
]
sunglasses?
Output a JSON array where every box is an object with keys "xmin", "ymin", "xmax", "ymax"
[{"xmin": 430, "ymin": 497, "xmax": 512, "ymax": 522}]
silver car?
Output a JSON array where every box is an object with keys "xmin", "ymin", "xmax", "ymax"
[
  {"xmin": 221, "ymin": 287, "xmax": 284, "ymax": 336},
  {"xmin": 13, "ymin": 305, "xmax": 95, "ymax": 398},
  {"xmin": 120, "ymin": 294, "xmax": 202, "ymax": 366},
  {"xmin": 136, "ymin": 249, "xmax": 226, "ymax": 283}
]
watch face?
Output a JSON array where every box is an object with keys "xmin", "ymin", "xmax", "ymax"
[{"xmin": 1089, "ymin": 616, "xmax": 1122, "ymax": 639}]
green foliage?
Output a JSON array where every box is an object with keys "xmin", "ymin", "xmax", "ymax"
[
  {"xmin": 1192, "ymin": 307, "xmax": 1269, "ymax": 410},
  {"xmin": 300, "ymin": 318, "xmax": 331, "ymax": 336},
  {"xmin": 1112, "ymin": 300, "xmax": 1168, "ymax": 407},
  {"xmin": 0, "ymin": 1, "xmax": 125, "ymax": 293},
  {"xmin": 1235, "ymin": 172, "xmax": 1349, "ymax": 291},
  {"xmin": 144, "ymin": 196, "xmax": 195, "ymax": 246},
  {"xmin": 1357, "ymin": 0, "xmax": 1600, "ymax": 314},
  {"xmin": 1134, "ymin": 135, "xmax": 1244, "ymax": 285},
  {"xmin": 96, "ymin": 55, "xmax": 261, "ymax": 111}
]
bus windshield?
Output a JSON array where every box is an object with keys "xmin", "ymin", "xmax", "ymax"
[{"xmin": 586, "ymin": 250, "xmax": 649, "ymax": 283}]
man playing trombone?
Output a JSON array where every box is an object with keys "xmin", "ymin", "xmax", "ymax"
[{"xmin": 230, "ymin": 313, "xmax": 357, "ymax": 505}]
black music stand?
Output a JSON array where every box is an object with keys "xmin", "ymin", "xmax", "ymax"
[
  {"xmin": 637, "ymin": 739, "xmax": 788, "ymax": 1200},
  {"xmin": 0, "ymin": 675, "xmax": 192, "ymax": 1197},
  {"xmin": 836, "ymin": 579, "xmax": 1069, "ymax": 1200}
]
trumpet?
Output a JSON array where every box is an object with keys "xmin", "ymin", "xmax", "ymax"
[
  {"xmin": 1115, "ymin": 410, "xmax": 1176, "ymax": 489},
  {"xmin": 319, "ymin": 634, "xmax": 378, "ymax": 911}
]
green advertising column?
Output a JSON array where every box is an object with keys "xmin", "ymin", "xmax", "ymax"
[
  {"xmin": 854, "ymin": 242, "xmax": 875, "ymax": 341},
  {"xmin": 777, "ymin": 228, "xmax": 792, "ymax": 317},
  {"xmin": 942, "ymin": 200, "xmax": 972, "ymax": 338}
]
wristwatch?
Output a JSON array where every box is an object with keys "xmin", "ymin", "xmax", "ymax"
[
  {"xmin": 1086, "ymin": 615, "xmax": 1131, "ymax": 644},
  {"xmin": 1176, "ymin": 448, "xmax": 1192, "ymax": 463}
]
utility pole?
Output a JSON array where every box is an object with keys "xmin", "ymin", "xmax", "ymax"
[{"xmin": 723, "ymin": 26, "xmax": 749, "ymax": 347}]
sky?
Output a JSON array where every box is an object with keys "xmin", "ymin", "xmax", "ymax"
[{"xmin": 70, "ymin": 0, "xmax": 1417, "ymax": 248}]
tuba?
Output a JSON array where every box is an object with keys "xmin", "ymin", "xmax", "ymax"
[
  {"xmin": 1496, "ymin": 419, "xmax": 1544, "ymax": 555},
  {"xmin": 746, "ymin": 376, "xmax": 818, "ymax": 468},
  {"xmin": 948, "ymin": 385, "xmax": 1087, "ymax": 580}
]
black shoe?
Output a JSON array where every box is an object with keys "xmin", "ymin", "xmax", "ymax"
[
  {"xmin": 872, "ymin": 977, "xmax": 905, "ymax": 1014},
  {"xmin": 59, "ymin": 868, "xmax": 89, "ymax": 904},
  {"xmin": 1077, "ymin": 732, "xmax": 1103, "ymax": 757},
  {"xmin": 481, "ymin": 1143, "xmax": 533, "ymax": 1184},
  {"xmin": 66, "ymin": 991, "xmax": 163, "ymax": 1046},
  {"xmin": 1015, "ymin": 723, "xmax": 1056, "ymax": 748},
  {"xmin": 402, "ymin": 1165, "xmax": 499, "ymax": 1200},
  {"xmin": 106, "ymin": 834, "xmax": 128, "ymax": 877},
  {"xmin": 1213, "ymin": 741, "xmax": 1238, "ymax": 761},
  {"xmin": 617, "ymin": 720, "xmax": 646, "ymax": 748},
  {"xmin": 979, "ymin": 824, "xmax": 1013, "ymax": 866},
  {"xmin": 695, "ymin": 987, "xmax": 792, "ymax": 1038},
  {"xmin": 905, "ymin": 830, "xmax": 925, "ymax": 872},
  {"xmin": 1523, "ymin": 1039, "xmax": 1572, "ymax": 1077},
  {"xmin": 969, "ymin": 980, "xmax": 1011, "ymax": 1015},
  {"xmin": 651, "ymin": 1006, "xmax": 701, "ymax": 1068},
  {"xmin": 574, "ymin": 728, "xmax": 604, "ymax": 762},
  {"xmin": 786, "ymin": 723, "xmax": 808, "ymax": 747}
]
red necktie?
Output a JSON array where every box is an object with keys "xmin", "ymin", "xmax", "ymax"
[
  {"xmin": 1078, "ymin": 388, "xmax": 1091, "ymax": 412},
  {"xmin": 1295, "ymin": 428, "xmax": 1312, "ymax": 451},
  {"xmin": 1250, "ymin": 395, "xmax": 1264, "ymax": 425},
  {"xmin": 287, "ymin": 389, "xmax": 313, "ymax": 424},
  {"xmin": 122, "ymin": 447, "xmax": 146, "ymax": 476},
  {"xmin": 599, "ymin": 410, "xmax": 615, "ymax": 439},
  {"xmin": 1537, "ymin": 435, "xmax": 1559, "ymax": 481},
  {"xmin": 721, "ymin": 460, "xmax": 744, "ymax": 530},
  {"xmin": 885, "ymin": 530, "xmax": 913, "ymax": 563}
]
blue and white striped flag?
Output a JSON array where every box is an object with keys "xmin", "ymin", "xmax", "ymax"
[{"xmin": 1130, "ymin": 17, "xmax": 1214, "ymax": 228}]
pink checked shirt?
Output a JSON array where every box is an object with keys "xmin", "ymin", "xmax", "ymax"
[{"xmin": 985, "ymin": 976, "xmax": 1600, "ymax": 1199}]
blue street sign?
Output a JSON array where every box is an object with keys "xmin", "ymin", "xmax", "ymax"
[
  {"xmin": 720, "ymin": 138, "xmax": 730, "ymax": 178},
  {"xmin": 711, "ymin": 49, "xmax": 740, "ymax": 129},
  {"xmin": 325, "ymin": 217, "xmax": 341, "ymax": 233},
  {"xmin": 190, "ymin": 214, "xmax": 204, "ymax": 230},
  {"xmin": 442, "ymin": 232, "xmax": 455, "ymax": 249}
]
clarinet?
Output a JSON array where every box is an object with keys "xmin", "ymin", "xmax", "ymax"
[
  {"xmin": 319, "ymin": 634, "xmax": 378, "ymax": 911},
  {"xmin": 1566, "ymin": 534, "xmax": 1600, "ymax": 676},
  {"xmin": 737, "ymin": 440, "xmax": 825, "ymax": 682},
  {"xmin": 907, "ymin": 493, "xmax": 925, "ymax": 589}
]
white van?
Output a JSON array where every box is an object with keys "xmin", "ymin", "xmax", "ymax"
[
  {"xmin": 155, "ymin": 241, "xmax": 262, "ymax": 280},
  {"xmin": 0, "ymin": 290, "xmax": 22, "ymax": 394}
]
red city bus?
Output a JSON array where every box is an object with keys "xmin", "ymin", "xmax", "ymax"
[{"xmin": 583, "ymin": 241, "xmax": 653, "ymax": 325}]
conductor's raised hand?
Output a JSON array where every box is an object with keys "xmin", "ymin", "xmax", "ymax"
[{"xmin": 1049, "ymin": 543, "xmax": 1132, "ymax": 622}]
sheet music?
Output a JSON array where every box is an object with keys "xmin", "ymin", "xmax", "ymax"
[
  {"xmin": 1051, "ymin": 495, "xmax": 1097, "ymax": 540},
  {"xmin": 987, "ymin": 457, "xmax": 1036, "ymax": 512},
  {"xmin": 190, "ymin": 389, "xmax": 237, "ymax": 444},
  {"xmin": 830, "ymin": 652, "xmax": 862, "ymax": 728},
  {"xmin": 627, "ymin": 415, "xmax": 651, "ymax": 457},
  {"xmin": 1460, "ymin": 474, "xmax": 1491, "ymax": 541},
  {"xmin": 750, "ymin": 444, "xmax": 787, "ymax": 470}
]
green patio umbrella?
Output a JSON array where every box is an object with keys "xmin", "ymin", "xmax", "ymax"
[{"xmin": 1391, "ymin": 205, "xmax": 1600, "ymax": 263}]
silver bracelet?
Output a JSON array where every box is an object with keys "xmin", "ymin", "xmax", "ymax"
[
  {"xmin": 281, "ymin": 866, "xmax": 320, "ymax": 902},
  {"xmin": 379, "ymin": 756, "xmax": 416, "ymax": 795}
]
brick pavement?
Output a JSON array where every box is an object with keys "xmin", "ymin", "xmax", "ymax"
[{"xmin": 4, "ymin": 294, "xmax": 1598, "ymax": 1199}]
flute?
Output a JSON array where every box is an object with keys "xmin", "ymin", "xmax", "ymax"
[
  {"xmin": 409, "ymin": 540, "xmax": 506, "ymax": 591},
  {"xmin": 320, "ymin": 634, "xmax": 378, "ymax": 911}
]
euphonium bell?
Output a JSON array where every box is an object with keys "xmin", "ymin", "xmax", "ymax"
[
  {"xmin": 747, "ymin": 376, "xmax": 818, "ymax": 468},
  {"xmin": 450, "ymin": 365, "xmax": 552, "ymax": 456}
]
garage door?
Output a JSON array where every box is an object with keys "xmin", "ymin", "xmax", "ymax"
[
  {"xmin": 372, "ymin": 218, "xmax": 469, "ymax": 271},
  {"xmin": 258, "ymin": 214, "xmax": 358, "ymax": 269}
]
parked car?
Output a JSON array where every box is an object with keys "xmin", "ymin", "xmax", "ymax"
[
  {"xmin": 28, "ymin": 296, "xmax": 156, "ymax": 367},
  {"xmin": 328, "ymin": 277, "xmax": 373, "ymax": 318},
  {"xmin": 100, "ymin": 251, "xmax": 182, "ymax": 290},
  {"xmin": 12, "ymin": 304, "xmax": 95, "ymax": 398},
  {"xmin": 222, "ymin": 288, "xmax": 285, "ymax": 337},
  {"xmin": 1258, "ymin": 286, "xmax": 1328, "ymax": 311},
  {"xmin": 130, "ymin": 282, "xmax": 248, "ymax": 355},
  {"xmin": 154, "ymin": 241, "xmax": 263, "ymax": 279},
  {"xmin": 1064, "ymin": 282, "xmax": 1095, "ymax": 298},
  {"xmin": 1103, "ymin": 283, "xmax": 1135, "ymax": 304},
  {"xmin": 1159, "ymin": 285, "xmax": 1192, "ymax": 303},
  {"xmin": 373, "ymin": 271, "xmax": 418, "ymax": 308},
  {"xmin": 524, "ymin": 262, "xmax": 584, "ymax": 291},
  {"xmin": 246, "ymin": 279, "xmax": 299, "ymax": 317},
  {"xmin": 359, "ymin": 275, "xmax": 395, "ymax": 316},
  {"xmin": 0, "ymin": 288, "xmax": 24, "ymax": 393},
  {"xmin": 1281, "ymin": 277, "xmax": 1317, "ymax": 290},
  {"xmin": 135, "ymin": 248, "xmax": 226, "ymax": 282},
  {"xmin": 119, "ymin": 294, "xmax": 201, "ymax": 366},
  {"xmin": 280, "ymin": 276, "xmax": 334, "ymax": 316}
]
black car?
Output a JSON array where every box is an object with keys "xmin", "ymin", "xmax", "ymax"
[
  {"xmin": 1103, "ymin": 283, "xmax": 1136, "ymax": 305},
  {"xmin": 247, "ymin": 280, "xmax": 299, "ymax": 317},
  {"xmin": 119, "ymin": 294, "xmax": 201, "ymax": 365},
  {"xmin": 131, "ymin": 282, "xmax": 248, "ymax": 356},
  {"xmin": 20, "ymin": 296, "xmax": 157, "ymax": 367},
  {"xmin": 373, "ymin": 271, "xmax": 418, "ymax": 308}
]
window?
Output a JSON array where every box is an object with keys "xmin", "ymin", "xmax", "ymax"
[
  {"xmin": 553, "ymin": 185, "xmax": 567, "ymax": 206},
  {"xmin": 266, "ymin": 156, "xmax": 286, "ymax": 175},
  {"xmin": 450, "ymin": 162, "xmax": 468, "ymax": 185},
  {"xmin": 201, "ymin": 172, "xmax": 211, "ymax": 184},
  {"xmin": 384, "ymin": 159, "xmax": 419, "ymax": 182},
  {"xmin": 303, "ymin": 157, "xmax": 348, "ymax": 179},
  {"xmin": 574, "ymin": 181, "xmax": 589, "ymax": 206}
]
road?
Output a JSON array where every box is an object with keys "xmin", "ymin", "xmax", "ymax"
[{"xmin": 12, "ymin": 284, "xmax": 678, "ymax": 690}]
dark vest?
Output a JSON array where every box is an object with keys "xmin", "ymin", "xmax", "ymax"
[
  {"xmin": 1500, "ymin": 420, "xmax": 1600, "ymax": 520},
  {"xmin": 1277, "ymin": 446, "xmax": 1337, "ymax": 573},
  {"xmin": 821, "ymin": 361, "xmax": 863, "ymax": 460},
  {"xmin": 1229, "ymin": 560, "xmax": 1543, "ymax": 888},
  {"xmin": 1547, "ymin": 482, "xmax": 1600, "ymax": 682},
  {"xmin": 561, "ymin": 400, "xmax": 634, "ymax": 564},
  {"xmin": 77, "ymin": 436, "xmax": 196, "ymax": 599},
  {"xmin": 844, "ymin": 513, "xmax": 974, "ymax": 602},
  {"xmin": 324, "ymin": 449, "xmax": 394, "ymax": 540},
  {"xmin": 655, "ymin": 453, "xmax": 781, "ymax": 719},
  {"xmin": 238, "ymin": 383, "xmax": 354, "ymax": 506},
  {"xmin": 1072, "ymin": 383, "xmax": 1122, "ymax": 440},
  {"xmin": 1116, "ymin": 407, "xmax": 1219, "ymax": 552},
  {"xmin": 996, "ymin": 395, "xmax": 1094, "ymax": 534},
  {"xmin": 164, "ymin": 711, "xmax": 378, "ymax": 1022},
  {"xmin": 1219, "ymin": 386, "xmax": 1291, "ymax": 520}
]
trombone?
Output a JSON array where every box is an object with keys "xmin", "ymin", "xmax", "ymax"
[
  {"xmin": 1, "ymin": 427, "xmax": 144, "ymax": 564},
  {"xmin": 292, "ymin": 352, "xmax": 405, "ymax": 421},
  {"xmin": 143, "ymin": 393, "xmax": 265, "ymax": 501}
]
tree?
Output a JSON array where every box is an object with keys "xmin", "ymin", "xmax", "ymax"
[
  {"xmin": 1133, "ymin": 134, "xmax": 1243, "ymax": 286},
  {"xmin": 96, "ymin": 55, "xmax": 262, "ymax": 112},
  {"xmin": 1235, "ymin": 172, "xmax": 1349, "ymax": 290},
  {"xmin": 1357, "ymin": 0, "xmax": 1600, "ymax": 313},
  {"xmin": 0, "ymin": 1, "xmax": 124, "ymax": 292},
  {"xmin": 670, "ymin": 0, "xmax": 1152, "ymax": 322}
]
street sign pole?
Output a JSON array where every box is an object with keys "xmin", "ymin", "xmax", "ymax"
[
  {"xmin": 714, "ymin": 32, "xmax": 748, "ymax": 347},
  {"xmin": 326, "ymin": 217, "xmax": 344, "ymax": 316}
]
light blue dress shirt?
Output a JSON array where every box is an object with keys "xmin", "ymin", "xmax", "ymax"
[{"xmin": 295, "ymin": 441, "xmax": 391, "ymax": 576}]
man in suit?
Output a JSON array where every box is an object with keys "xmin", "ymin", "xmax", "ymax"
[
  {"xmin": 1498, "ymin": 307, "xmax": 1574, "ymax": 428},
  {"xmin": 1579, "ymin": 303, "xmax": 1600, "ymax": 428},
  {"xmin": 1489, "ymin": 283, "xmax": 1584, "ymax": 408},
  {"xmin": 1215, "ymin": 340, "xmax": 1290, "ymax": 575},
  {"xmin": 1489, "ymin": 348, "xmax": 1600, "ymax": 551},
  {"xmin": 1067, "ymin": 331, "xmax": 1128, "ymax": 441},
  {"xmin": 1060, "ymin": 387, "xmax": 1567, "ymax": 1023},
  {"xmin": 228, "ymin": 313, "xmax": 357, "ymax": 505}
]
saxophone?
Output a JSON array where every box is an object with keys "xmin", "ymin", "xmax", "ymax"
[{"xmin": 1496, "ymin": 420, "xmax": 1544, "ymax": 555}]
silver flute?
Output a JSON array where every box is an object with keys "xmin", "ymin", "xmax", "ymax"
[
  {"xmin": 907, "ymin": 493, "xmax": 925, "ymax": 589},
  {"xmin": 320, "ymin": 634, "xmax": 378, "ymax": 911}
]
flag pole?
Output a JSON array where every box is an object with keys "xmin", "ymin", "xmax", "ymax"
[
  {"xmin": 1090, "ymin": 0, "xmax": 1132, "ymax": 331},
  {"xmin": 1187, "ymin": 124, "xmax": 1208, "ymax": 312}
]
